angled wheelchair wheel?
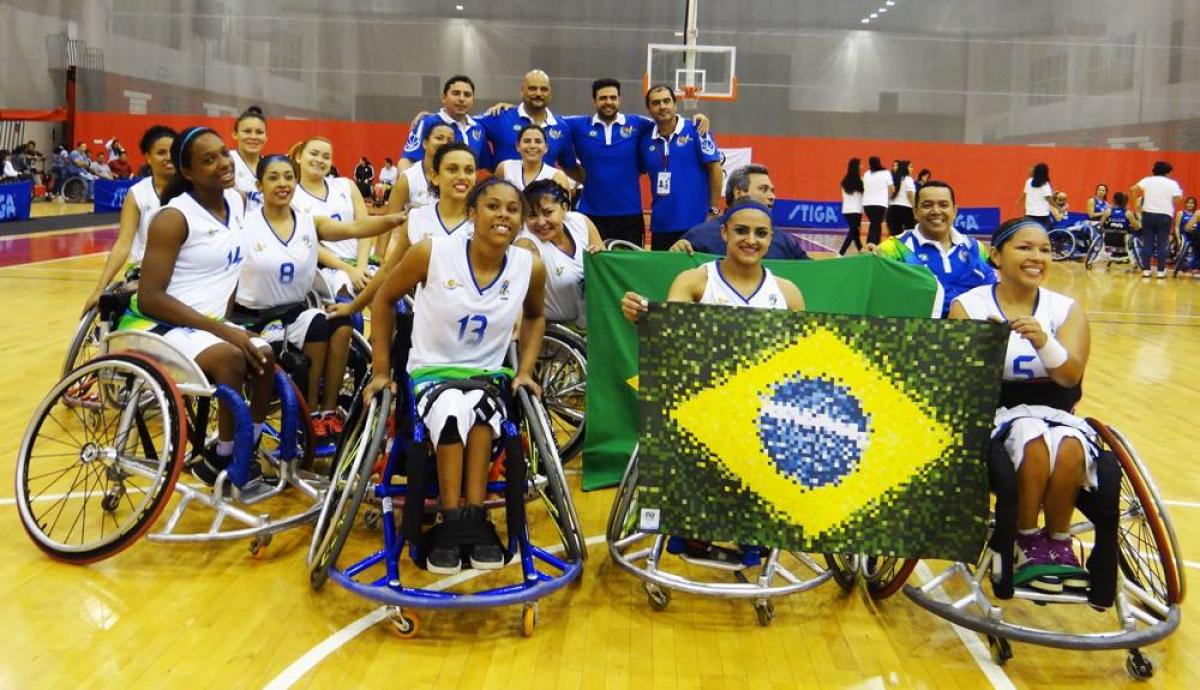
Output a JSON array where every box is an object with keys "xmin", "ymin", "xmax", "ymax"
[
  {"xmin": 864, "ymin": 556, "xmax": 919, "ymax": 600},
  {"xmin": 538, "ymin": 324, "xmax": 586, "ymax": 462},
  {"xmin": 16, "ymin": 353, "xmax": 187, "ymax": 563},
  {"xmin": 519, "ymin": 387, "xmax": 586, "ymax": 562},
  {"xmin": 309, "ymin": 390, "xmax": 390, "ymax": 589},
  {"xmin": 603, "ymin": 238, "xmax": 644, "ymax": 252},
  {"xmin": 1089, "ymin": 420, "xmax": 1185, "ymax": 613},
  {"xmin": 61, "ymin": 176, "xmax": 88, "ymax": 203},
  {"xmin": 1128, "ymin": 235, "xmax": 1144, "ymax": 269},
  {"xmin": 1173, "ymin": 238, "xmax": 1192, "ymax": 277},
  {"xmin": 823, "ymin": 554, "xmax": 858, "ymax": 592},
  {"xmin": 1048, "ymin": 229, "xmax": 1074, "ymax": 261},
  {"xmin": 61, "ymin": 307, "xmax": 105, "ymax": 408},
  {"xmin": 1084, "ymin": 233, "xmax": 1103, "ymax": 269},
  {"xmin": 337, "ymin": 330, "xmax": 372, "ymax": 418}
]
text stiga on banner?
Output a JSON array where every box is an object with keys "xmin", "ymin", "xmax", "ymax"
[
  {"xmin": 773, "ymin": 199, "xmax": 845, "ymax": 230},
  {"xmin": 93, "ymin": 177, "xmax": 141, "ymax": 214},
  {"xmin": 952, "ymin": 207, "xmax": 1001, "ymax": 235},
  {"xmin": 0, "ymin": 180, "xmax": 33, "ymax": 223}
]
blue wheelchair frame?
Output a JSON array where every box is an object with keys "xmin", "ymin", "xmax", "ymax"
[{"xmin": 326, "ymin": 375, "xmax": 584, "ymax": 613}]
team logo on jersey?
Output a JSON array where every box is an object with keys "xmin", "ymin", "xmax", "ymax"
[
  {"xmin": 548, "ymin": 128, "xmax": 562, "ymax": 140},
  {"xmin": 768, "ymin": 294, "xmax": 779, "ymax": 306},
  {"xmin": 588, "ymin": 130, "xmax": 598, "ymax": 138},
  {"xmin": 254, "ymin": 241, "xmax": 266, "ymax": 252},
  {"xmin": 699, "ymin": 134, "xmax": 717, "ymax": 155},
  {"xmin": 513, "ymin": 124, "xmax": 523, "ymax": 131},
  {"xmin": 207, "ymin": 227, "xmax": 220, "ymax": 237},
  {"xmin": 958, "ymin": 247, "xmax": 969, "ymax": 262},
  {"xmin": 676, "ymin": 135, "xmax": 691, "ymax": 146},
  {"xmin": 302, "ymin": 235, "xmax": 312, "ymax": 248},
  {"xmin": 648, "ymin": 144, "xmax": 657, "ymax": 152},
  {"xmin": 444, "ymin": 278, "xmax": 461, "ymax": 290},
  {"xmin": 499, "ymin": 279, "xmax": 511, "ymax": 299},
  {"xmin": 471, "ymin": 129, "xmax": 482, "ymax": 141},
  {"xmin": 620, "ymin": 125, "xmax": 634, "ymax": 138},
  {"xmin": 404, "ymin": 125, "xmax": 422, "ymax": 153},
  {"xmin": 555, "ymin": 265, "xmax": 566, "ymax": 276}
]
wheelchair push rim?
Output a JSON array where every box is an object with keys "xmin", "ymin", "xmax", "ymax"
[{"xmin": 16, "ymin": 353, "xmax": 187, "ymax": 563}]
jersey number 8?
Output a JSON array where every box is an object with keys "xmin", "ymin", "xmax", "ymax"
[{"xmin": 279, "ymin": 262, "xmax": 295, "ymax": 284}]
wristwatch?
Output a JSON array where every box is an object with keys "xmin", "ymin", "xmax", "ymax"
[{"xmin": 708, "ymin": 205, "xmax": 721, "ymax": 216}]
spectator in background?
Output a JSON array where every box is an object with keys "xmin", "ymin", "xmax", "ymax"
[
  {"xmin": 1, "ymin": 151, "xmax": 18, "ymax": 181},
  {"xmin": 354, "ymin": 156, "xmax": 375, "ymax": 200},
  {"xmin": 1130, "ymin": 160, "xmax": 1184, "ymax": 278},
  {"xmin": 915, "ymin": 168, "xmax": 931, "ymax": 191},
  {"xmin": 838, "ymin": 157, "xmax": 865, "ymax": 255},
  {"xmin": 1019, "ymin": 162, "xmax": 1060, "ymax": 231},
  {"xmin": 862, "ymin": 156, "xmax": 893, "ymax": 246},
  {"xmin": 90, "ymin": 152, "xmax": 115, "ymax": 180},
  {"xmin": 68, "ymin": 142, "xmax": 97, "ymax": 199},
  {"xmin": 886, "ymin": 159, "xmax": 916, "ymax": 234},
  {"xmin": 669, "ymin": 165, "xmax": 809, "ymax": 260},
  {"xmin": 105, "ymin": 138, "xmax": 125, "ymax": 160},
  {"xmin": 375, "ymin": 157, "xmax": 398, "ymax": 207},
  {"xmin": 108, "ymin": 150, "xmax": 133, "ymax": 179}
]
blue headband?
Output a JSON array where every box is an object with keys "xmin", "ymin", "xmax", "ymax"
[
  {"xmin": 721, "ymin": 199, "xmax": 773, "ymax": 225},
  {"xmin": 991, "ymin": 219, "xmax": 1046, "ymax": 250},
  {"xmin": 175, "ymin": 127, "xmax": 214, "ymax": 167}
]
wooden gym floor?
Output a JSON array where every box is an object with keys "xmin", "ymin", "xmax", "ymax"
[{"xmin": 1, "ymin": 225, "xmax": 1197, "ymax": 689}]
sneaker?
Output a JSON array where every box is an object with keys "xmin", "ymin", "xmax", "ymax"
[
  {"xmin": 324, "ymin": 410, "xmax": 344, "ymax": 437},
  {"xmin": 1156, "ymin": 271, "xmax": 1167, "ymax": 278},
  {"xmin": 463, "ymin": 505, "xmax": 505, "ymax": 570},
  {"xmin": 1142, "ymin": 270, "xmax": 1151, "ymax": 277},
  {"xmin": 192, "ymin": 445, "xmax": 232, "ymax": 486},
  {"xmin": 426, "ymin": 508, "xmax": 464, "ymax": 575},
  {"xmin": 1015, "ymin": 531, "xmax": 1063, "ymax": 593},
  {"xmin": 309, "ymin": 412, "xmax": 328, "ymax": 440},
  {"xmin": 1045, "ymin": 535, "xmax": 1090, "ymax": 590},
  {"xmin": 1015, "ymin": 531, "xmax": 1052, "ymax": 567}
]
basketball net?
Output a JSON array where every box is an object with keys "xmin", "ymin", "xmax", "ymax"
[{"xmin": 681, "ymin": 85, "xmax": 700, "ymax": 111}]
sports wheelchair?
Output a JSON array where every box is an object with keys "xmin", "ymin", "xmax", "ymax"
[
  {"xmin": 17, "ymin": 290, "xmax": 327, "ymax": 563},
  {"xmin": 606, "ymin": 445, "xmax": 833, "ymax": 626},
  {"xmin": 307, "ymin": 321, "xmax": 586, "ymax": 638},
  {"xmin": 902, "ymin": 419, "xmax": 1183, "ymax": 679},
  {"xmin": 1085, "ymin": 224, "xmax": 1142, "ymax": 271},
  {"xmin": 1049, "ymin": 221, "xmax": 1097, "ymax": 262},
  {"xmin": 1172, "ymin": 232, "xmax": 1196, "ymax": 277}
]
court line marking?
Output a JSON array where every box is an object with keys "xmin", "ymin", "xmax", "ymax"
[
  {"xmin": 0, "ymin": 251, "xmax": 109, "ymax": 271},
  {"xmin": 1163, "ymin": 499, "xmax": 1200, "ymax": 509},
  {"xmin": 262, "ymin": 533, "xmax": 607, "ymax": 690},
  {"xmin": 915, "ymin": 562, "xmax": 1016, "ymax": 690},
  {"xmin": 0, "ymin": 222, "xmax": 118, "ymax": 241},
  {"xmin": 1186, "ymin": 561, "xmax": 1200, "ymax": 571}
]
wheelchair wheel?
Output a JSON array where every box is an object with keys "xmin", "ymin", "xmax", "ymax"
[
  {"xmin": 1048, "ymin": 229, "xmax": 1074, "ymax": 261},
  {"xmin": 337, "ymin": 330, "xmax": 372, "ymax": 417},
  {"xmin": 1128, "ymin": 234, "xmax": 1144, "ymax": 269},
  {"xmin": 16, "ymin": 353, "xmax": 187, "ymax": 563},
  {"xmin": 864, "ymin": 556, "xmax": 919, "ymax": 600},
  {"xmin": 1084, "ymin": 233, "xmax": 1103, "ymax": 269},
  {"xmin": 1173, "ymin": 238, "xmax": 1192, "ymax": 277},
  {"xmin": 61, "ymin": 176, "xmax": 88, "ymax": 203},
  {"xmin": 519, "ymin": 388, "xmax": 586, "ymax": 562},
  {"xmin": 309, "ymin": 390, "xmax": 390, "ymax": 588},
  {"xmin": 823, "ymin": 554, "xmax": 858, "ymax": 592},
  {"xmin": 1090, "ymin": 421, "xmax": 1185, "ymax": 612},
  {"xmin": 538, "ymin": 324, "xmax": 586, "ymax": 462}
]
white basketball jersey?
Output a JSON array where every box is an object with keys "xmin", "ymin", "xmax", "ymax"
[
  {"xmin": 230, "ymin": 150, "xmax": 256, "ymax": 195},
  {"xmin": 402, "ymin": 164, "xmax": 436, "ymax": 209},
  {"xmin": 293, "ymin": 176, "xmax": 357, "ymax": 260},
  {"xmin": 236, "ymin": 208, "xmax": 319, "ymax": 309},
  {"xmin": 408, "ymin": 233, "xmax": 533, "ymax": 373},
  {"xmin": 127, "ymin": 176, "xmax": 161, "ymax": 263},
  {"xmin": 518, "ymin": 211, "xmax": 588, "ymax": 325},
  {"xmin": 699, "ymin": 261, "xmax": 787, "ymax": 310},
  {"xmin": 954, "ymin": 285, "xmax": 1074, "ymax": 381},
  {"xmin": 407, "ymin": 203, "xmax": 474, "ymax": 247},
  {"xmin": 498, "ymin": 159, "xmax": 559, "ymax": 191},
  {"xmin": 162, "ymin": 189, "xmax": 246, "ymax": 319}
]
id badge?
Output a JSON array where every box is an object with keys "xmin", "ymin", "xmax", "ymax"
[{"xmin": 655, "ymin": 171, "xmax": 672, "ymax": 196}]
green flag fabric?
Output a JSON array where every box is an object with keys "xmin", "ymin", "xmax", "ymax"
[
  {"xmin": 637, "ymin": 303, "xmax": 1008, "ymax": 561},
  {"xmin": 582, "ymin": 252, "xmax": 941, "ymax": 490}
]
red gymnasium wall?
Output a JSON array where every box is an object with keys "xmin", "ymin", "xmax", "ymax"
[{"xmin": 78, "ymin": 112, "xmax": 1200, "ymax": 212}]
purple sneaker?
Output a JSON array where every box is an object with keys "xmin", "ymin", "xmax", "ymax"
[
  {"xmin": 1015, "ymin": 532, "xmax": 1052, "ymax": 567},
  {"xmin": 1044, "ymin": 535, "xmax": 1081, "ymax": 568}
]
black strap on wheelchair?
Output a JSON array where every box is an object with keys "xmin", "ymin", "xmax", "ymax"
[
  {"xmin": 228, "ymin": 302, "xmax": 307, "ymax": 333},
  {"xmin": 98, "ymin": 290, "xmax": 134, "ymax": 328},
  {"xmin": 987, "ymin": 427, "xmax": 1119, "ymax": 608}
]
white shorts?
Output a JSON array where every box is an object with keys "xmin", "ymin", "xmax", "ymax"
[
  {"xmin": 413, "ymin": 381, "xmax": 504, "ymax": 445},
  {"xmin": 320, "ymin": 265, "xmax": 378, "ymax": 299},
  {"xmin": 997, "ymin": 407, "xmax": 1100, "ymax": 489},
  {"xmin": 160, "ymin": 324, "xmax": 270, "ymax": 362},
  {"xmin": 258, "ymin": 307, "xmax": 326, "ymax": 349}
]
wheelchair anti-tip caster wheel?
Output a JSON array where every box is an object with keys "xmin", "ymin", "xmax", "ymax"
[
  {"xmin": 987, "ymin": 635, "xmax": 1012, "ymax": 666},
  {"xmin": 645, "ymin": 583, "xmax": 671, "ymax": 611},
  {"xmin": 753, "ymin": 599, "xmax": 775, "ymax": 627},
  {"xmin": 249, "ymin": 533, "xmax": 273, "ymax": 558},
  {"xmin": 521, "ymin": 604, "xmax": 538, "ymax": 637},
  {"xmin": 1126, "ymin": 649, "xmax": 1154, "ymax": 680},
  {"xmin": 386, "ymin": 606, "xmax": 419, "ymax": 638}
]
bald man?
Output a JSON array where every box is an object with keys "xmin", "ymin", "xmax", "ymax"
[{"xmin": 478, "ymin": 69, "xmax": 579, "ymax": 176}]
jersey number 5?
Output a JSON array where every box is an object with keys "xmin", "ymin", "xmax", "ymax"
[
  {"xmin": 456, "ymin": 314, "xmax": 488, "ymax": 344},
  {"xmin": 1012, "ymin": 355, "xmax": 1037, "ymax": 379}
]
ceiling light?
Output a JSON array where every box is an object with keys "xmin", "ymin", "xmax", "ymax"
[
  {"xmin": 455, "ymin": 4, "xmax": 464, "ymax": 10},
  {"xmin": 886, "ymin": 0, "xmax": 895, "ymax": 5},
  {"xmin": 870, "ymin": 12, "xmax": 878, "ymax": 18},
  {"xmin": 861, "ymin": 18, "xmax": 870, "ymax": 23},
  {"xmin": 879, "ymin": 8, "xmax": 887, "ymax": 12}
]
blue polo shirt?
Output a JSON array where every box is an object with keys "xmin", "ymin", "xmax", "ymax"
[
  {"xmin": 877, "ymin": 226, "xmax": 996, "ymax": 317},
  {"xmin": 401, "ymin": 109, "xmax": 490, "ymax": 169},
  {"xmin": 565, "ymin": 112, "xmax": 653, "ymax": 217},
  {"xmin": 478, "ymin": 104, "xmax": 577, "ymax": 171},
  {"xmin": 638, "ymin": 116, "xmax": 721, "ymax": 233},
  {"xmin": 680, "ymin": 219, "xmax": 811, "ymax": 260}
]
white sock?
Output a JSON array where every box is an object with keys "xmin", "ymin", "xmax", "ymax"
[
  {"xmin": 215, "ymin": 439, "xmax": 234, "ymax": 456},
  {"xmin": 1049, "ymin": 532, "xmax": 1070, "ymax": 541},
  {"xmin": 1018, "ymin": 527, "xmax": 1039, "ymax": 536}
]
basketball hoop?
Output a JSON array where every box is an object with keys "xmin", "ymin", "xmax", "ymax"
[{"xmin": 681, "ymin": 85, "xmax": 700, "ymax": 111}]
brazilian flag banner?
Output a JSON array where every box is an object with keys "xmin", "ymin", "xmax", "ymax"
[
  {"xmin": 637, "ymin": 303, "xmax": 1007, "ymax": 561},
  {"xmin": 583, "ymin": 251, "xmax": 941, "ymax": 490}
]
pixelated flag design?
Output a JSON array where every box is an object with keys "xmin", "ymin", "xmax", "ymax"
[{"xmin": 638, "ymin": 303, "xmax": 1008, "ymax": 561}]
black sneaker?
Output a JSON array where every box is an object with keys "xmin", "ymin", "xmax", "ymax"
[
  {"xmin": 192, "ymin": 445, "xmax": 231, "ymax": 486},
  {"xmin": 464, "ymin": 505, "xmax": 505, "ymax": 570},
  {"xmin": 426, "ymin": 508, "xmax": 464, "ymax": 575}
]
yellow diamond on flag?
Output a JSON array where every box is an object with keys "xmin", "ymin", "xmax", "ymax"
[
  {"xmin": 626, "ymin": 374, "xmax": 639, "ymax": 391},
  {"xmin": 669, "ymin": 326, "xmax": 954, "ymax": 537}
]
